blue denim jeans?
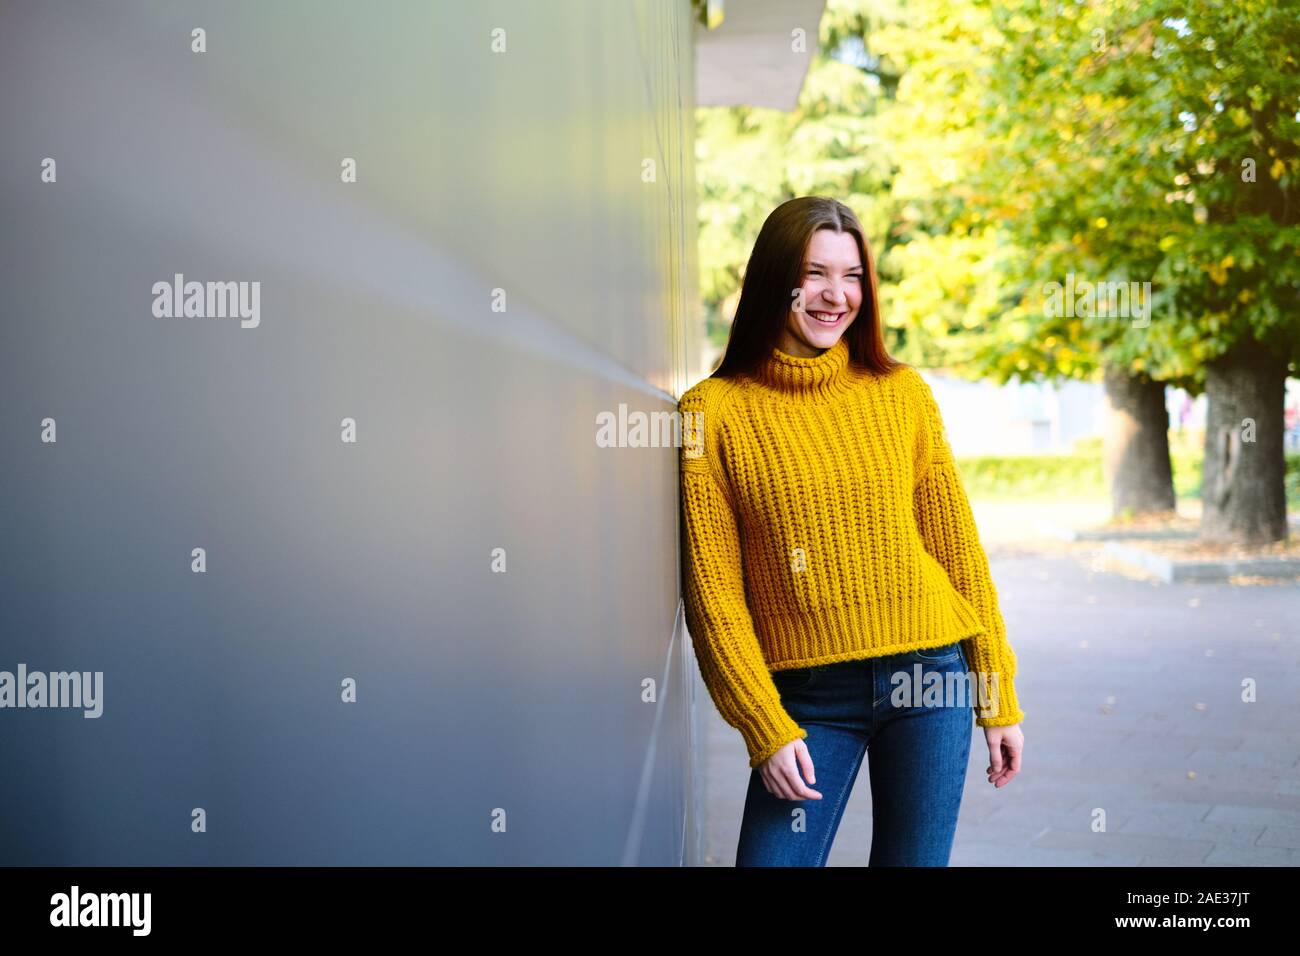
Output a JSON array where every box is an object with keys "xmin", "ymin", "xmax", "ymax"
[{"xmin": 735, "ymin": 641, "xmax": 973, "ymax": 866}]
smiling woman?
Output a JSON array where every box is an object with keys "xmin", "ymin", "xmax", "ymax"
[
  {"xmin": 677, "ymin": 195, "xmax": 1025, "ymax": 867},
  {"xmin": 781, "ymin": 229, "xmax": 863, "ymax": 354},
  {"xmin": 710, "ymin": 197, "xmax": 893, "ymax": 382}
]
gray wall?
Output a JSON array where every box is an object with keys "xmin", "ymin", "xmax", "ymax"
[{"xmin": 0, "ymin": 0, "xmax": 704, "ymax": 865}]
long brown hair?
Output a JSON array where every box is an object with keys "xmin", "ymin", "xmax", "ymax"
[{"xmin": 711, "ymin": 196, "xmax": 902, "ymax": 380}]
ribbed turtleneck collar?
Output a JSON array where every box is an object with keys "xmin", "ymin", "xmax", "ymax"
[{"xmin": 751, "ymin": 336, "xmax": 858, "ymax": 403}]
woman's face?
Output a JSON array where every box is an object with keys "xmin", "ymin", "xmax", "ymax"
[{"xmin": 778, "ymin": 229, "xmax": 863, "ymax": 357}]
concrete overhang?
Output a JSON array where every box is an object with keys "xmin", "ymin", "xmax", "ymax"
[{"xmin": 694, "ymin": 0, "xmax": 827, "ymax": 110}]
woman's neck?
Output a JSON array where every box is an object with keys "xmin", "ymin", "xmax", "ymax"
[{"xmin": 750, "ymin": 336, "xmax": 858, "ymax": 403}]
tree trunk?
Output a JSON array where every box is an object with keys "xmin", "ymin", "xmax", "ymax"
[
  {"xmin": 1102, "ymin": 364, "xmax": 1176, "ymax": 519},
  {"xmin": 1200, "ymin": 336, "xmax": 1289, "ymax": 545}
]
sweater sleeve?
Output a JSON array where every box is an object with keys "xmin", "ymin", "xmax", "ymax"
[
  {"xmin": 910, "ymin": 372, "xmax": 1025, "ymax": 728},
  {"xmin": 678, "ymin": 385, "xmax": 809, "ymax": 768}
]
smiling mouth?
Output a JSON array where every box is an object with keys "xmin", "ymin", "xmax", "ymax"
[{"xmin": 809, "ymin": 310, "xmax": 846, "ymax": 324}]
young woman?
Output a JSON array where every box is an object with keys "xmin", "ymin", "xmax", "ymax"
[{"xmin": 678, "ymin": 196, "xmax": 1025, "ymax": 866}]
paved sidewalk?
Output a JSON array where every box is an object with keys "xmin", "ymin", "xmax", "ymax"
[{"xmin": 698, "ymin": 508, "xmax": 1300, "ymax": 866}]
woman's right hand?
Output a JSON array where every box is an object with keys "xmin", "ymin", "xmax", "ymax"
[{"xmin": 760, "ymin": 738, "xmax": 822, "ymax": 800}]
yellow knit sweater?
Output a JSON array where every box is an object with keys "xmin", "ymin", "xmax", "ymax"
[{"xmin": 678, "ymin": 336, "xmax": 1024, "ymax": 768}]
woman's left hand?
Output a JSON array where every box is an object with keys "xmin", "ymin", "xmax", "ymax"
[{"xmin": 983, "ymin": 724, "xmax": 1022, "ymax": 788}]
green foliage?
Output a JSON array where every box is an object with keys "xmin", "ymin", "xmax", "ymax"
[
  {"xmin": 966, "ymin": 0, "xmax": 1300, "ymax": 389},
  {"xmin": 694, "ymin": 1, "xmax": 901, "ymax": 347},
  {"xmin": 695, "ymin": 0, "xmax": 1300, "ymax": 385},
  {"xmin": 957, "ymin": 449, "xmax": 1300, "ymax": 508}
]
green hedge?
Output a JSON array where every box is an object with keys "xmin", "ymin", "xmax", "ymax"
[{"xmin": 957, "ymin": 445, "xmax": 1300, "ymax": 508}]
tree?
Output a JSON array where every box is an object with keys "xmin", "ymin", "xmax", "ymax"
[
  {"xmin": 878, "ymin": 0, "xmax": 1300, "ymax": 539},
  {"xmin": 696, "ymin": 0, "xmax": 1300, "ymax": 545},
  {"xmin": 988, "ymin": 0, "xmax": 1300, "ymax": 542}
]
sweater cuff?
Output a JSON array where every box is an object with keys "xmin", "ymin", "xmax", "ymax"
[
  {"xmin": 741, "ymin": 715, "xmax": 809, "ymax": 769},
  {"xmin": 970, "ymin": 666, "xmax": 1024, "ymax": 727}
]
